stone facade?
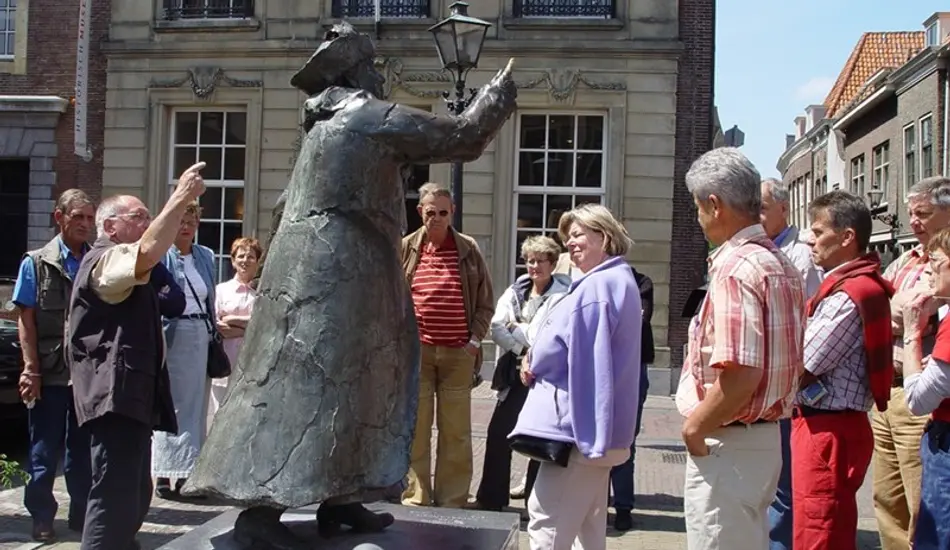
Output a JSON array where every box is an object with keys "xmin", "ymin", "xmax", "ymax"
[
  {"xmin": 101, "ymin": 0, "xmax": 715, "ymax": 382},
  {"xmin": 0, "ymin": 0, "xmax": 110, "ymax": 320}
]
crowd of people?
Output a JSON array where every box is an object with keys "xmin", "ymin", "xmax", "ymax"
[
  {"xmin": 17, "ymin": 144, "xmax": 950, "ymax": 550},
  {"xmin": 677, "ymin": 147, "xmax": 950, "ymax": 550}
]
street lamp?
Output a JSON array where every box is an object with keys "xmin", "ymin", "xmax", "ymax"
[
  {"xmin": 428, "ymin": 1, "xmax": 491, "ymax": 231},
  {"xmin": 867, "ymin": 188, "xmax": 900, "ymax": 230}
]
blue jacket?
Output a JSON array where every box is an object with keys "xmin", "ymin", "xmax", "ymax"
[{"xmin": 160, "ymin": 243, "xmax": 217, "ymax": 348}]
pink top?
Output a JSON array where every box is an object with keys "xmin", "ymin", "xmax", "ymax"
[{"xmin": 214, "ymin": 277, "xmax": 258, "ymax": 385}]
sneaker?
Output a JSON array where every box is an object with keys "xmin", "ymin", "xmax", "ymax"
[{"xmin": 509, "ymin": 482, "xmax": 527, "ymax": 500}]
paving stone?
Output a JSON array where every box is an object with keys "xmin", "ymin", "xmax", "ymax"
[{"xmin": 0, "ymin": 389, "xmax": 884, "ymax": 549}]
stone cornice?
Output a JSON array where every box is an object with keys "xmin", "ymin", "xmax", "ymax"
[{"xmin": 101, "ymin": 38, "xmax": 683, "ymax": 59}]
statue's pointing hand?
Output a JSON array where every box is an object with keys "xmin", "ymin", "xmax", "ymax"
[{"xmin": 491, "ymin": 57, "xmax": 517, "ymax": 98}]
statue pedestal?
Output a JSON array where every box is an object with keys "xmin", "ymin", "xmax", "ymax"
[{"xmin": 156, "ymin": 502, "xmax": 520, "ymax": 549}]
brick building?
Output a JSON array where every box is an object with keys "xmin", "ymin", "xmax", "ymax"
[
  {"xmin": 0, "ymin": 0, "xmax": 110, "ymax": 320},
  {"xmin": 100, "ymin": 0, "xmax": 714, "ymax": 389},
  {"xmin": 778, "ymin": 17, "xmax": 950, "ymax": 266}
]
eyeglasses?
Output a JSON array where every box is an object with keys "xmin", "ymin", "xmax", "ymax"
[
  {"xmin": 424, "ymin": 210, "xmax": 450, "ymax": 219},
  {"xmin": 112, "ymin": 212, "xmax": 151, "ymax": 223}
]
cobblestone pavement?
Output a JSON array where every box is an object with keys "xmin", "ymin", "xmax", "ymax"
[{"xmin": 0, "ymin": 385, "xmax": 883, "ymax": 549}]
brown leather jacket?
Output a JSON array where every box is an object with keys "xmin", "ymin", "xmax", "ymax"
[{"xmin": 401, "ymin": 227, "xmax": 494, "ymax": 345}]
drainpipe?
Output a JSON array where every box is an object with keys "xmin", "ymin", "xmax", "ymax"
[{"xmin": 942, "ymin": 48, "xmax": 950, "ymax": 177}]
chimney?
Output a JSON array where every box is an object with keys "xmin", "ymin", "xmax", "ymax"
[
  {"xmin": 786, "ymin": 134, "xmax": 796, "ymax": 149},
  {"xmin": 794, "ymin": 116, "xmax": 807, "ymax": 140},
  {"xmin": 804, "ymin": 104, "xmax": 826, "ymax": 131}
]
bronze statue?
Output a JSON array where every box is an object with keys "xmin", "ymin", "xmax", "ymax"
[{"xmin": 183, "ymin": 22, "xmax": 517, "ymax": 548}]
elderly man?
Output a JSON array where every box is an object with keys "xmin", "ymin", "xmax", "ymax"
[
  {"xmin": 873, "ymin": 176, "xmax": 950, "ymax": 549},
  {"xmin": 760, "ymin": 177, "xmax": 822, "ymax": 550},
  {"xmin": 675, "ymin": 148, "xmax": 806, "ymax": 550},
  {"xmin": 794, "ymin": 191, "xmax": 893, "ymax": 548},
  {"xmin": 67, "ymin": 163, "xmax": 205, "ymax": 550},
  {"xmin": 401, "ymin": 181, "xmax": 494, "ymax": 508},
  {"xmin": 13, "ymin": 189, "xmax": 95, "ymax": 543}
]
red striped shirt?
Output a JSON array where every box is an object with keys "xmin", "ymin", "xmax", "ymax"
[{"xmin": 411, "ymin": 237, "xmax": 469, "ymax": 347}]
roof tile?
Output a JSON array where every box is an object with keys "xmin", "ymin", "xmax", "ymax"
[{"xmin": 824, "ymin": 31, "xmax": 925, "ymax": 117}]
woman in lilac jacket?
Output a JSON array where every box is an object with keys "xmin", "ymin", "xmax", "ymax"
[{"xmin": 510, "ymin": 204, "xmax": 642, "ymax": 550}]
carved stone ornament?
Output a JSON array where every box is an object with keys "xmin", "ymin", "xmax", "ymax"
[
  {"xmin": 374, "ymin": 57, "xmax": 451, "ymax": 100},
  {"xmin": 516, "ymin": 69, "xmax": 626, "ymax": 102},
  {"xmin": 149, "ymin": 66, "xmax": 262, "ymax": 100}
]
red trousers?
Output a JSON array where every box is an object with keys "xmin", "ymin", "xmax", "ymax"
[{"xmin": 791, "ymin": 409, "xmax": 873, "ymax": 550}]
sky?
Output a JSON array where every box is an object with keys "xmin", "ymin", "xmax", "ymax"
[{"xmin": 715, "ymin": 0, "xmax": 948, "ymax": 178}]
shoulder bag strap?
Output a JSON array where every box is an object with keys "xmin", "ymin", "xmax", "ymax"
[{"xmin": 182, "ymin": 274, "xmax": 215, "ymax": 336}]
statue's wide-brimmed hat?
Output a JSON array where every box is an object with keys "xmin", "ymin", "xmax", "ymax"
[{"xmin": 290, "ymin": 21, "xmax": 376, "ymax": 96}]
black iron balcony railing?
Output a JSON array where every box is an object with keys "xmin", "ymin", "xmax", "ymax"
[
  {"xmin": 163, "ymin": 0, "xmax": 254, "ymax": 20},
  {"xmin": 331, "ymin": 0, "xmax": 430, "ymax": 18},
  {"xmin": 513, "ymin": 0, "xmax": 614, "ymax": 18}
]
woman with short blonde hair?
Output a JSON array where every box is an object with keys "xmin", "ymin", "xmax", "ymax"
[
  {"xmin": 512, "ymin": 204, "xmax": 642, "ymax": 549},
  {"xmin": 557, "ymin": 203, "xmax": 632, "ymax": 260}
]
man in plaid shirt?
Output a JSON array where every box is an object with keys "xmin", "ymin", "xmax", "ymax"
[{"xmin": 675, "ymin": 148, "xmax": 806, "ymax": 550}]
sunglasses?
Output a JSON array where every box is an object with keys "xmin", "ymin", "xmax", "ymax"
[{"xmin": 424, "ymin": 210, "xmax": 450, "ymax": 219}]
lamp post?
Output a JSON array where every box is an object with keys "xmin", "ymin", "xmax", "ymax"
[
  {"xmin": 867, "ymin": 189, "xmax": 900, "ymax": 230},
  {"xmin": 428, "ymin": 1, "xmax": 491, "ymax": 231}
]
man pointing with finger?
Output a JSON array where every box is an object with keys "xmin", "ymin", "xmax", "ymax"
[{"xmin": 67, "ymin": 162, "xmax": 207, "ymax": 550}]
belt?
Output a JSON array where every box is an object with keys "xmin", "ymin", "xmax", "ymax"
[
  {"xmin": 792, "ymin": 405, "xmax": 859, "ymax": 418},
  {"xmin": 893, "ymin": 374, "xmax": 904, "ymax": 388},
  {"xmin": 723, "ymin": 418, "xmax": 774, "ymax": 428},
  {"xmin": 181, "ymin": 313, "xmax": 209, "ymax": 320}
]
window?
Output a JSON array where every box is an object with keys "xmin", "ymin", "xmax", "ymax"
[
  {"xmin": 513, "ymin": 0, "xmax": 614, "ymax": 18},
  {"xmin": 170, "ymin": 110, "xmax": 247, "ymax": 281},
  {"xmin": 850, "ymin": 155, "xmax": 865, "ymax": 199},
  {"xmin": 904, "ymin": 123, "xmax": 917, "ymax": 197},
  {"xmin": 513, "ymin": 113, "xmax": 606, "ymax": 278},
  {"xmin": 0, "ymin": 0, "xmax": 15, "ymax": 59},
  {"xmin": 0, "ymin": 160, "xmax": 28, "ymax": 277},
  {"xmin": 927, "ymin": 21, "xmax": 939, "ymax": 47},
  {"xmin": 162, "ymin": 0, "xmax": 254, "ymax": 19},
  {"xmin": 921, "ymin": 115, "xmax": 934, "ymax": 179},
  {"xmin": 331, "ymin": 0, "xmax": 429, "ymax": 18},
  {"xmin": 872, "ymin": 141, "xmax": 890, "ymax": 201}
]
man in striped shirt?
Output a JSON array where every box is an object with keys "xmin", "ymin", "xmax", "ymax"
[{"xmin": 400, "ymin": 182, "xmax": 494, "ymax": 508}]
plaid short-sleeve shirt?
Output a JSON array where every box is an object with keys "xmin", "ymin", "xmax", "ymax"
[{"xmin": 675, "ymin": 224, "xmax": 807, "ymax": 423}]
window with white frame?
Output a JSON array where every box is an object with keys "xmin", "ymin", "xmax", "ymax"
[
  {"xmin": 927, "ymin": 21, "xmax": 939, "ymax": 47},
  {"xmin": 0, "ymin": 0, "xmax": 15, "ymax": 59},
  {"xmin": 872, "ymin": 141, "xmax": 889, "ymax": 202},
  {"xmin": 850, "ymin": 155, "xmax": 865, "ymax": 199},
  {"xmin": 513, "ymin": 113, "xmax": 606, "ymax": 279},
  {"xmin": 169, "ymin": 109, "xmax": 247, "ymax": 282},
  {"xmin": 921, "ymin": 115, "xmax": 934, "ymax": 179},
  {"xmin": 904, "ymin": 123, "xmax": 917, "ymax": 197}
]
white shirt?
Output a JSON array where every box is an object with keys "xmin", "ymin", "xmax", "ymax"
[{"xmin": 182, "ymin": 254, "xmax": 208, "ymax": 316}]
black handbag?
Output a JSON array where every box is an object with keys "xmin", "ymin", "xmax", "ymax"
[
  {"xmin": 182, "ymin": 274, "xmax": 232, "ymax": 379},
  {"xmin": 509, "ymin": 434, "xmax": 572, "ymax": 468}
]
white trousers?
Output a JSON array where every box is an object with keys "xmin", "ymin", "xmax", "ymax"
[
  {"xmin": 684, "ymin": 422, "xmax": 781, "ymax": 550},
  {"xmin": 527, "ymin": 447, "xmax": 629, "ymax": 550}
]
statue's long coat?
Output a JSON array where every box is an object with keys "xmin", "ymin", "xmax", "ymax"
[{"xmin": 186, "ymin": 82, "xmax": 515, "ymax": 508}]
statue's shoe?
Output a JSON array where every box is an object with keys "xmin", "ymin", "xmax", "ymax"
[
  {"xmin": 233, "ymin": 507, "xmax": 305, "ymax": 550},
  {"xmin": 317, "ymin": 502, "xmax": 395, "ymax": 537}
]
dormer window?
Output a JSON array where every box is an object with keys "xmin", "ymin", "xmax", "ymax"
[{"xmin": 927, "ymin": 21, "xmax": 939, "ymax": 47}]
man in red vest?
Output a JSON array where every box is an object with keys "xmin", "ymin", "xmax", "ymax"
[{"xmin": 792, "ymin": 190, "xmax": 893, "ymax": 549}]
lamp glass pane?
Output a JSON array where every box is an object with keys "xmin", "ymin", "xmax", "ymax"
[
  {"xmin": 433, "ymin": 27, "xmax": 458, "ymax": 67},
  {"xmin": 456, "ymin": 24, "xmax": 486, "ymax": 67}
]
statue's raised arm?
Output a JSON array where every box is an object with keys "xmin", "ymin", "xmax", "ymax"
[{"xmin": 358, "ymin": 59, "xmax": 517, "ymax": 165}]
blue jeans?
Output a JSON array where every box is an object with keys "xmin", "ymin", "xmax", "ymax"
[
  {"xmin": 768, "ymin": 418, "xmax": 793, "ymax": 550},
  {"xmin": 24, "ymin": 385, "xmax": 92, "ymax": 526},
  {"xmin": 915, "ymin": 421, "xmax": 950, "ymax": 550},
  {"xmin": 609, "ymin": 366, "xmax": 649, "ymax": 511}
]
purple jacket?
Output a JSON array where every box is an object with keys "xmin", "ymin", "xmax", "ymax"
[{"xmin": 510, "ymin": 255, "xmax": 642, "ymax": 459}]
